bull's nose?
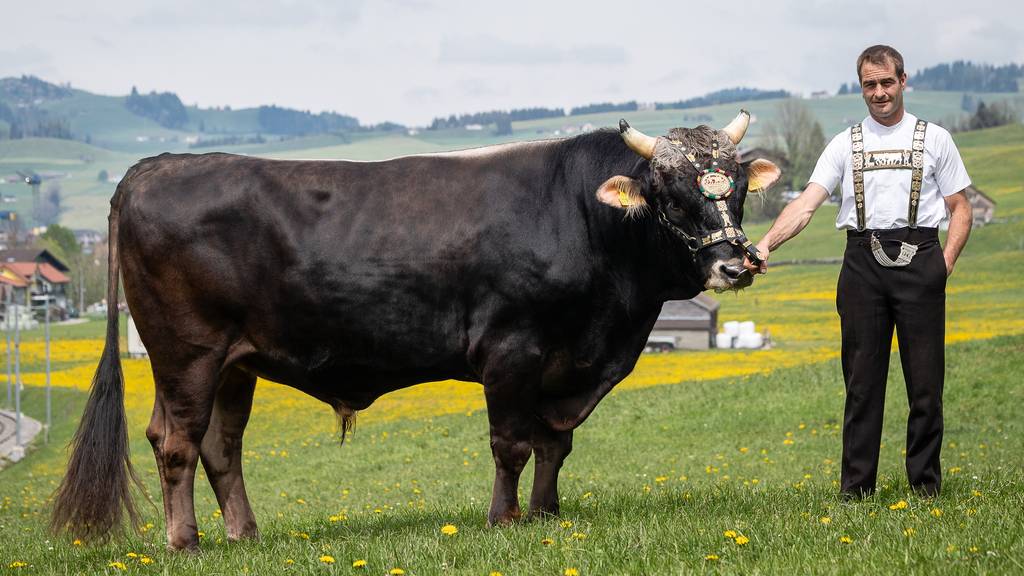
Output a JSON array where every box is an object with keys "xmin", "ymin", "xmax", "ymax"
[{"xmin": 718, "ymin": 262, "xmax": 746, "ymax": 281}]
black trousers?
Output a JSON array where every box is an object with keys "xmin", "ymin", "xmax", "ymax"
[{"xmin": 836, "ymin": 227, "xmax": 946, "ymax": 496}]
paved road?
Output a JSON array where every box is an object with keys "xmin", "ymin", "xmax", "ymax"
[{"xmin": 0, "ymin": 408, "xmax": 42, "ymax": 468}]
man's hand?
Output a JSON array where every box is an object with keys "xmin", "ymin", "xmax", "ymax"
[
  {"xmin": 743, "ymin": 240, "xmax": 770, "ymax": 275},
  {"xmin": 943, "ymin": 250, "xmax": 955, "ymax": 277}
]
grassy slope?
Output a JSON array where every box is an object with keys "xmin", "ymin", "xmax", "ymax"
[{"xmin": 1, "ymin": 335, "xmax": 1020, "ymax": 575}]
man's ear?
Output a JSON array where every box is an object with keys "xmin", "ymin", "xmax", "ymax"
[
  {"xmin": 745, "ymin": 159, "xmax": 782, "ymax": 193},
  {"xmin": 596, "ymin": 175, "xmax": 646, "ymax": 210}
]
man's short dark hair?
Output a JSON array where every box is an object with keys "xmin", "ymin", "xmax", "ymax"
[{"xmin": 857, "ymin": 45, "xmax": 905, "ymax": 81}]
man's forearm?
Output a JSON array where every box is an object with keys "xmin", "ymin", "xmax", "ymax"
[
  {"xmin": 943, "ymin": 192, "xmax": 972, "ymax": 274},
  {"xmin": 760, "ymin": 184, "xmax": 829, "ymax": 252}
]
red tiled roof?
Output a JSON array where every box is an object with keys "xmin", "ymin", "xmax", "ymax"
[
  {"xmin": 3, "ymin": 262, "xmax": 71, "ymax": 284},
  {"xmin": 0, "ymin": 267, "xmax": 30, "ymax": 287}
]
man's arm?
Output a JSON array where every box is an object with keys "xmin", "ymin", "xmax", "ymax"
[
  {"xmin": 942, "ymin": 190, "xmax": 972, "ymax": 276},
  {"xmin": 743, "ymin": 183, "xmax": 831, "ymax": 274}
]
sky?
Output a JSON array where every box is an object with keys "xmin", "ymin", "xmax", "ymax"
[{"xmin": 2, "ymin": 0, "xmax": 1023, "ymax": 126}]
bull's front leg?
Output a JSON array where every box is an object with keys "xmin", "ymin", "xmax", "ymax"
[
  {"xmin": 483, "ymin": 387, "xmax": 534, "ymax": 525},
  {"xmin": 529, "ymin": 426, "xmax": 573, "ymax": 517}
]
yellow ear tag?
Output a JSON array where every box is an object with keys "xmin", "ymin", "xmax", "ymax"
[{"xmin": 617, "ymin": 179, "xmax": 634, "ymax": 206}]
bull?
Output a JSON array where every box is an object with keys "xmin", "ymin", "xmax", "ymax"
[{"xmin": 51, "ymin": 111, "xmax": 780, "ymax": 550}]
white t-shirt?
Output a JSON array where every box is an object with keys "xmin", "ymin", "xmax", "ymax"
[{"xmin": 808, "ymin": 113, "xmax": 971, "ymax": 229}]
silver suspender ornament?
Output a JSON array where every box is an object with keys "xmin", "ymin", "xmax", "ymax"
[
  {"xmin": 908, "ymin": 120, "xmax": 928, "ymax": 228},
  {"xmin": 870, "ymin": 233, "xmax": 918, "ymax": 267},
  {"xmin": 850, "ymin": 123, "xmax": 866, "ymax": 231}
]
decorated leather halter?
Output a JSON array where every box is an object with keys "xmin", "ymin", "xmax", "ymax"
[
  {"xmin": 655, "ymin": 138, "xmax": 764, "ymax": 264},
  {"xmin": 850, "ymin": 119, "xmax": 928, "ymax": 266}
]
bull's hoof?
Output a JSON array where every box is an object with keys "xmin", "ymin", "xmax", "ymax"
[
  {"xmin": 226, "ymin": 523, "xmax": 260, "ymax": 542},
  {"xmin": 528, "ymin": 505, "xmax": 560, "ymax": 519},
  {"xmin": 166, "ymin": 532, "xmax": 201, "ymax": 553},
  {"xmin": 487, "ymin": 508, "xmax": 522, "ymax": 526}
]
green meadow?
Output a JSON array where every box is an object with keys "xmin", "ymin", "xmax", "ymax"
[{"xmin": 0, "ymin": 115, "xmax": 1022, "ymax": 574}]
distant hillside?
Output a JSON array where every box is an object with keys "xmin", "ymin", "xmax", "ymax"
[{"xmin": 911, "ymin": 61, "xmax": 1022, "ymax": 92}]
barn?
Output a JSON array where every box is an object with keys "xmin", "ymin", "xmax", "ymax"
[{"xmin": 646, "ymin": 294, "xmax": 720, "ymax": 351}]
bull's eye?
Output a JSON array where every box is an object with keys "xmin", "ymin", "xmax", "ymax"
[{"xmin": 667, "ymin": 200, "xmax": 685, "ymax": 216}]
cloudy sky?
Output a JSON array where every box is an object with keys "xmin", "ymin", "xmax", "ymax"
[{"xmin": 2, "ymin": 0, "xmax": 1022, "ymax": 126}]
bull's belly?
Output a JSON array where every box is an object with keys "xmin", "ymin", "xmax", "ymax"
[{"xmin": 234, "ymin": 341, "xmax": 476, "ymax": 411}]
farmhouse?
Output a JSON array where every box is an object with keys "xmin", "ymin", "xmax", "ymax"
[
  {"xmin": 965, "ymin": 185, "xmax": 996, "ymax": 225},
  {"xmin": 646, "ymin": 294, "xmax": 720, "ymax": 351},
  {"xmin": 0, "ymin": 248, "xmax": 72, "ymax": 317}
]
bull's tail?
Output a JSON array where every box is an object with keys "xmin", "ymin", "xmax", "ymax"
[{"xmin": 51, "ymin": 184, "xmax": 141, "ymax": 541}]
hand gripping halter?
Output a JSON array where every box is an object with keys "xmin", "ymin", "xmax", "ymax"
[{"xmin": 656, "ymin": 138, "xmax": 764, "ymax": 264}]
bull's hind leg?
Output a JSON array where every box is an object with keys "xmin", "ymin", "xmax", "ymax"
[
  {"xmin": 528, "ymin": 427, "xmax": 573, "ymax": 517},
  {"xmin": 484, "ymin": 392, "xmax": 534, "ymax": 525},
  {"xmin": 199, "ymin": 367, "xmax": 258, "ymax": 541},
  {"xmin": 146, "ymin": 356, "xmax": 221, "ymax": 551}
]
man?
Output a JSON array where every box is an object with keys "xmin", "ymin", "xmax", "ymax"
[{"xmin": 744, "ymin": 45, "xmax": 972, "ymax": 498}]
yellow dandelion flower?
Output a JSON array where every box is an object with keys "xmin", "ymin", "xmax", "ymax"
[
  {"xmin": 734, "ymin": 535, "xmax": 750, "ymax": 545},
  {"xmin": 570, "ymin": 532, "xmax": 587, "ymax": 540},
  {"xmin": 704, "ymin": 554, "xmax": 719, "ymax": 561},
  {"xmin": 319, "ymin": 555, "xmax": 335, "ymax": 564},
  {"xmin": 108, "ymin": 561, "xmax": 127, "ymax": 570},
  {"xmin": 490, "ymin": 572, "xmax": 503, "ymax": 576},
  {"xmin": 723, "ymin": 530, "xmax": 737, "ymax": 538},
  {"xmin": 126, "ymin": 553, "xmax": 138, "ymax": 558},
  {"xmin": 931, "ymin": 508, "xmax": 943, "ymax": 518},
  {"xmin": 197, "ymin": 531, "xmax": 206, "ymax": 538},
  {"xmin": 783, "ymin": 439, "xmax": 794, "ymax": 445},
  {"xmin": 948, "ymin": 467, "xmax": 962, "ymax": 474},
  {"xmin": 440, "ymin": 524, "xmax": 458, "ymax": 536},
  {"xmin": 969, "ymin": 546, "xmax": 979, "ymax": 553},
  {"xmin": 739, "ymin": 447, "xmax": 749, "ymax": 453},
  {"xmin": 352, "ymin": 559, "xmax": 367, "ymax": 568},
  {"xmin": 389, "ymin": 569, "xmax": 405, "ymax": 575},
  {"xmin": 820, "ymin": 516, "xmax": 831, "ymax": 525},
  {"xmin": 972, "ymin": 490, "xmax": 982, "ymax": 497},
  {"xmin": 903, "ymin": 528, "xmax": 915, "ymax": 537},
  {"xmin": 889, "ymin": 500, "xmax": 908, "ymax": 510},
  {"xmin": 9, "ymin": 561, "xmax": 29, "ymax": 568},
  {"xmin": 946, "ymin": 544, "xmax": 956, "ymax": 553},
  {"xmin": 541, "ymin": 537, "xmax": 555, "ymax": 546},
  {"xmin": 839, "ymin": 536, "xmax": 853, "ymax": 544},
  {"xmin": 560, "ymin": 520, "xmax": 573, "ymax": 529},
  {"xmin": 72, "ymin": 539, "xmax": 82, "ymax": 546},
  {"xmin": 563, "ymin": 569, "xmax": 580, "ymax": 576},
  {"xmin": 654, "ymin": 476, "xmax": 668, "ymax": 484},
  {"xmin": 285, "ymin": 559, "xmax": 295, "ymax": 565},
  {"xmin": 581, "ymin": 492, "xmax": 593, "ymax": 500},
  {"xmin": 296, "ymin": 498, "xmax": 306, "ymax": 505}
]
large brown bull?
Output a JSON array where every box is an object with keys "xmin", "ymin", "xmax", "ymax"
[{"xmin": 52, "ymin": 112, "xmax": 779, "ymax": 550}]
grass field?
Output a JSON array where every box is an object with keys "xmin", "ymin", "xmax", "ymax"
[{"xmin": 0, "ymin": 121, "xmax": 1021, "ymax": 573}]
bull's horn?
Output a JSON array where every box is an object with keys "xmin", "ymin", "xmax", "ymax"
[
  {"xmin": 619, "ymin": 119, "xmax": 657, "ymax": 160},
  {"xmin": 722, "ymin": 110, "xmax": 750, "ymax": 145}
]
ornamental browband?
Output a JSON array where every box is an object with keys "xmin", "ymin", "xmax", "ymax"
[{"xmin": 850, "ymin": 119, "xmax": 928, "ymax": 267}]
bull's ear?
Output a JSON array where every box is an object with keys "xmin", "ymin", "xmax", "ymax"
[
  {"xmin": 746, "ymin": 158, "xmax": 782, "ymax": 193},
  {"xmin": 596, "ymin": 175, "xmax": 646, "ymax": 210}
]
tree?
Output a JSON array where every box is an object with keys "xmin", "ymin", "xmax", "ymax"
[
  {"xmin": 97, "ymin": 169, "xmax": 109, "ymax": 182},
  {"xmin": 34, "ymin": 182, "xmax": 64, "ymax": 226},
  {"xmin": 754, "ymin": 99, "xmax": 826, "ymax": 219},
  {"xmin": 494, "ymin": 115, "xmax": 513, "ymax": 136}
]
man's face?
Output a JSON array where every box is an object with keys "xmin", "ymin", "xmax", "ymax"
[{"xmin": 860, "ymin": 59, "xmax": 906, "ymax": 124}]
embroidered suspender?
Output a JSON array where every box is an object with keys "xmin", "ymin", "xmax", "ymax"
[
  {"xmin": 908, "ymin": 119, "xmax": 927, "ymax": 228},
  {"xmin": 850, "ymin": 124, "xmax": 866, "ymax": 231},
  {"xmin": 849, "ymin": 119, "xmax": 928, "ymax": 231}
]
